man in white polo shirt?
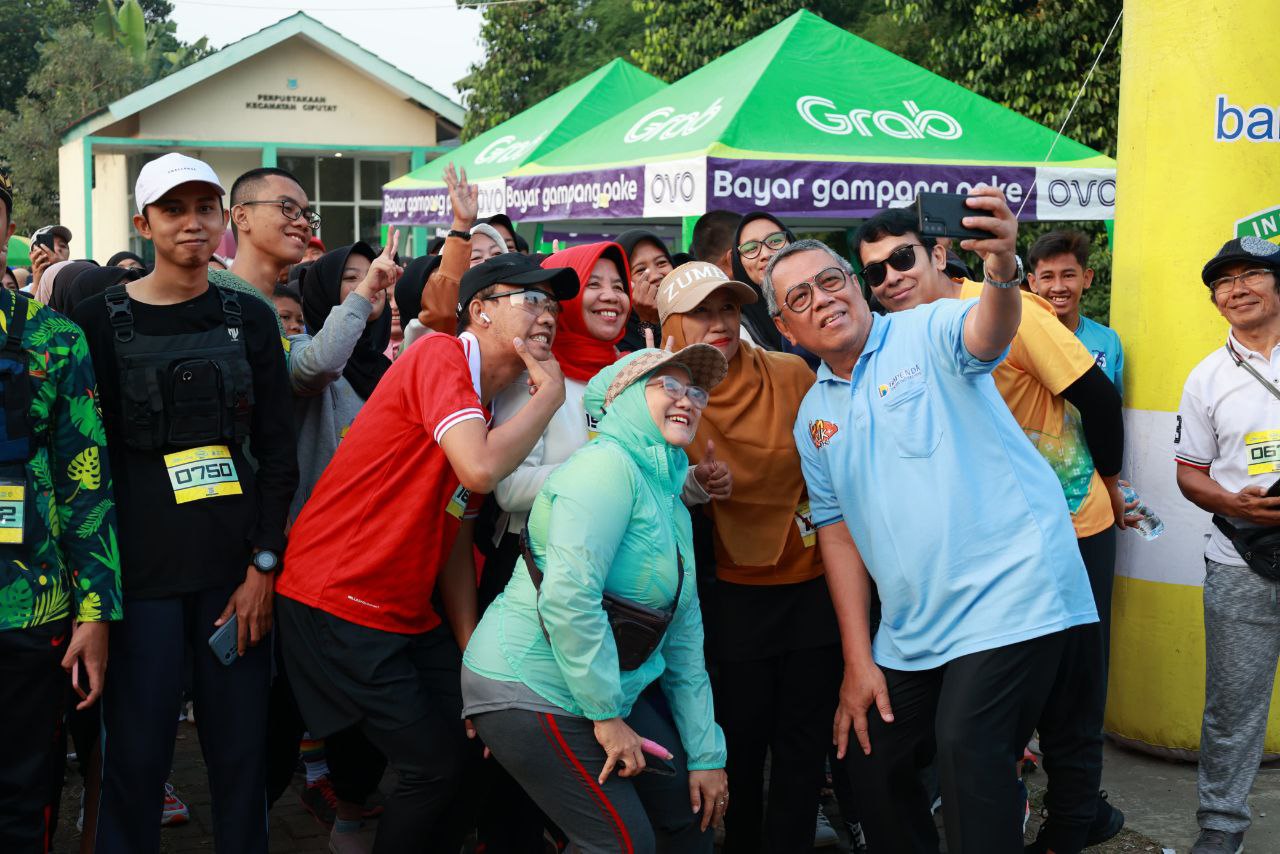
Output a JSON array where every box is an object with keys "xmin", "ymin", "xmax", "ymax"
[{"xmin": 1175, "ymin": 236, "xmax": 1280, "ymax": 854}]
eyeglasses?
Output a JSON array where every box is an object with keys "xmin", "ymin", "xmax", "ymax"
[
  {"xmin": 1211, "ymin": 268, "xmax": 1274, "ymax": 295},
  {"xmin": 646, "ymin": 374, "xmax": 709, "ymax": 410},
  {"xmin": 860, "ymin": 243, "xmax": 924, "ymax": 289},
  {"xmin": 238, "ymin": 199, "xmax": 322, "ymax": 231},
  {"xmin": 737, "ymin": 231, "xmax": 788, "ymax": 260},
  {"xmin": 483, "ymin": 287, "xmax": 561, "ymax": 317},
  {"xmin": 777, "ymin": 267, "xmax": 848, "ymax": 315}
]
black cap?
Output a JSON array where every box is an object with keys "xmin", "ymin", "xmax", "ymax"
[
  {"xmin": 456, "ymin": 253, "xmax": 579, "ymax": 316},
  {"xmin": 0, "ymin": 172, "xmax": 12, "ymax": 219},
  {"xmin": 484, "ymin": 214, "xmax": 516, "ymax": 240},
  {"xmin": 1202, "ymin": 236, "xmax": 1280, "ymax": 286},
  {"xmin": 944, "ymin": 249, "xmax": 972, "ymax": 280}
]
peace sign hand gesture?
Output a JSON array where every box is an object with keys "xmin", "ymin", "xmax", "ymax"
[
  {"xmin": 355, "ymin": 228, "xmax": 403, "ymax": 307},
  {"xmin": 444, "ymin": 162, "xmax": 479, "ymax": 231}
]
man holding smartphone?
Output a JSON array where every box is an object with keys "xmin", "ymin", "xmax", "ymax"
[
  {"xmin": 73, "ymin": 153, "xmax": 297, "ymax": 853},
  {"xmin": 28, "ymin": 224, "xmax": 72, "ymax": 297},
  {"xmin": 0, "ymin": 175, "xmax": 122, "ymax": 851},
  {"xmin": 773, "ymin": 187, "xmax": 1099, "ymax": 854},
  {"xmin": 857, "ymin": 202, "xmax": 1131, "ymax": 854},
  {"xmin": 1175, "ymin": 237, "xmax": 1280, "ymax": 854}
]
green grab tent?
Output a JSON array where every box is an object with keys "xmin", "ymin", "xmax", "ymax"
[
  {"xmin": 473, "ymin": 10, "xmax": 1115, "ymax": 224},
  {"xmin": 382, "ymin": 58, "xmax": 666, "ymax": 226}
]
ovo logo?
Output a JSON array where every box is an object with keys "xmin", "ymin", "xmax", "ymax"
[
  {"xmin": 625, "ymin": 98, "xmax": 723, "ymax": 144},
  {"xmin": 796, "ymin": 97, "xmax": 963, "ymax": 141}
]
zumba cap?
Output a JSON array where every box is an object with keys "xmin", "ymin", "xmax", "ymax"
[
  {"xmin": 456, "ymin": 252, "xmax": 579, "ymax": 316},
  {"xmin": 656, "ymin": 261, "xmax": 758, "ymax": 326},
  {"xmin": 603, "ymin": 343, "xmax": 728, "ymax": 408},
  {"xmin": 134, "ymin": 153, "xmax": 225, "ymax": 213},
  {"xmin": 31, "ymin": 224, "xmax": 73, "ymax": 244},
  {"xmin": 1202, "ymin": 236, "xmax": 1280, "ymax": 286}
]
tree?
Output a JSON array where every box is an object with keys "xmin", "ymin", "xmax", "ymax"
[
  {"xmin": 0, "ymin": 26, "xmax": 150, "ymax": 229},
  {"xmin": 91, "ymin": 0, "xmax": 209, "ymax": 79},
  {"xmin": 886, "ymin": 0, "xmax": 1123, "ymax": 322},
  {"xmin": 456, "ymin": 0, "xmax": 646, "ymax": 141},
  {"xmin": 0, "ymin": 0, "xmax": 73, "ymax": 115},
  {"xmin": 629, "ymin": 0, "xmax": 883, "ymax": 82}
]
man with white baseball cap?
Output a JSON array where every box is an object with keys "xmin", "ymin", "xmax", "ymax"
[{"xmin": 73, "ymin": 152, "xmax": 297, "ymax": 853}]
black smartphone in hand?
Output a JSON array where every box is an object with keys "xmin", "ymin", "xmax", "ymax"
[
  {"xmin": 208, "ymin": 614, "xmax": 239, "ymax": 666},
  {"xmin": 915, "ymin": 192, "xmax": 996, "ymax": 241}
]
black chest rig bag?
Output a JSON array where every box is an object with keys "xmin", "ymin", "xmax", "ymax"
[{"xmin": 104, "ymin": 284, "xmax": 254, "ymax": 451}]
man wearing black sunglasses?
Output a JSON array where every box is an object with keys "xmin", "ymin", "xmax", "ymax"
[
  {"xmin": 770, "ymin": 187, "xmax": 1102, "ymax": 854},
  {"xmin": 212, "ymin": 168, "xmax": 314, "ymax": 314},
  {"xmin": 855, "ymin": 203, "xmax": 1133, "ymax": 854}
]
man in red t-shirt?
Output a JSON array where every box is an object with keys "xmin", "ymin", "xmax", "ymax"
[{"xmin": 276, "ymin": 253, "xmax": 577, "ymax": 852}]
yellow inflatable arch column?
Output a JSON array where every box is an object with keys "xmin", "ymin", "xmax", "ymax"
[{"xmin": 1107, "ymin": 0, "xmax": 1280, "ymax": 755}]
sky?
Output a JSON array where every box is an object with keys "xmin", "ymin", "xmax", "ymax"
[{"xmin": 168, "ymin": 0, "xmax": 487, "ymax": 104}]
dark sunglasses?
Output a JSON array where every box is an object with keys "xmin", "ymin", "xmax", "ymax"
[{"xmin": 861, "ymin": 243, "xmax": 924, "ymax": 289}]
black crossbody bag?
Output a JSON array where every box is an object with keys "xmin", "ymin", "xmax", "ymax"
[
  {"xmin": 520, "ymin": 529, "xmax": 684, "ymax": 671},
  {"xmin": 1214, "ymin": 342, "xmax": 1280, "ymax": 581}
]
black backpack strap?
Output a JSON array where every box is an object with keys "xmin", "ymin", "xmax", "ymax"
[
  {"xmin": 104, "ymin": 284, "xmax": 135, "ymax": 343},
  {"xmin": 2, "ymin": 290, "xmax": 27, "ymax": 357}
]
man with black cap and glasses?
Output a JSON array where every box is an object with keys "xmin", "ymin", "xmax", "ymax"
[
  {"xmin": 274, "ymin": 252, "xmax": 577, "ymax": 853},
  {"xmin": 1176, "ymin": 236, "xmax": 1280, "ymax": 854}
]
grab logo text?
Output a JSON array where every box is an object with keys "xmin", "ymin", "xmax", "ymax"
[{"xmin": 797, "ymin": 97, "xmax": 963, "ymax": 140}]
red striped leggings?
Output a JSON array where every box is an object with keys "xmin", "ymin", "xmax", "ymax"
[{"xmin": 471, "ymin": 694, "xmax": 713, "ymax": 854}]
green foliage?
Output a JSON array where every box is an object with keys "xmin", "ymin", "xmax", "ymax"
[
  {"xmin": 0, "ymin": 0, "xmax": 206, "ymax": 230},
  {"xmin": 0, "ymin": 1, "xmax": 72, "ymax": 115},
  {"xmin": 628, "ymin": 0, "xmax": 882, "ymax": 83},
  {"xmin": 0, "ymin": 26, "xmax": 150, "ymax": 229},
  {"xmin": 92, "ymin": 0, "xmax": 209, "ymax": 79},
  {"xmin": 886, "ymin": 0, "xmax": 1123, "ymax": 157},
  {"xmin": 457, "ymin": 0, "xmax": 647, "ymax": 141}
]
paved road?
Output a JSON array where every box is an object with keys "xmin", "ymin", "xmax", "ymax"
[{"xmin": 56, "ymin": 723, "xmax": 1280, "ymax": 853}]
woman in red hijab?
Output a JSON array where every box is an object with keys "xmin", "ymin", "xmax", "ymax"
[{"xmin": 488, "ymin": 242, "xmax": 630, "ymax": 554}]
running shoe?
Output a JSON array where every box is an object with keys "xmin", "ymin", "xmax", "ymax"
[
  {"xmin": 1087, "ymin": 790, "xmax": 1125, "ymax": 846},
  {"xmin": 162, "ymin": 782, "xmax": 190, "ymax": 827},
  {"xmin": 814, "ymin": 807, "xmax": 840, "ymax": 848},
  {"xmin": 301, "ymin": 777, "xmax": 339, "ymax": 829},
  {"xmin": 1190, "ymin": 828, "xmax": 1244, "ymax": 854},
  {"xmin": 846, "ymin": 820, "xmax": 869, "ymax": 853},
  {"xmin": 329, "ymin": 823, "xmax": 372, "ymax": 854}
]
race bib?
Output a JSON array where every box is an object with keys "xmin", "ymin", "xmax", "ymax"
[
  {"xmin": 794, "ymin": 501, "xmax": 817, "ymax": 548},
  {"xmin": 1245, "ymin": 430, "xmax": 1280, "ymax": 476},
  {"xmin": 0, "ymin": 480, "xmax": 26, "ymax": 544},
  {"xmin": 163, "ymin": 445, "xmax": 242, "ymax": 505},
  {"xmin": 446, "ymin": 484, "xmax": 472, "ymax": 519}
]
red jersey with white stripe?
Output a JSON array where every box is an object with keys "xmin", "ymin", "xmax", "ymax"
[{"xmin": 278, "ymin": 332, "xmax": 487, "ymax": 633}]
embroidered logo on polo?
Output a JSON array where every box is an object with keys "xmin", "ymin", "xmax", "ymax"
[
  {"xmin": 878, "ymin": 364, "xmax": 922, "ymax": 397},
  {"xmin": 809, "ymin": 419, "xmax": 839, "ymax": 449}
]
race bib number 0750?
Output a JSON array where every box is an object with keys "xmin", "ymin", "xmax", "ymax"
[{"xmin": 163, "ymin": 445, "xmax": 242, "ymax": 505}]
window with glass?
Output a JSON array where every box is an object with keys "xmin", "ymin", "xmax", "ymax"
[{"xmin": 279, "ymin": 155, "xmax": 391, "ymax": 248}]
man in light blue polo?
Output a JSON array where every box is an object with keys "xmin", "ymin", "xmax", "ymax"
[{"xmin": 765, "ymin": 187, "xmax": 1097, "ymax": 854}]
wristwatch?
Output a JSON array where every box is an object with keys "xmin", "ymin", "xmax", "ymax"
[
  {"xmin": 447, "ymin": 229, "xmax": 471, "ymax": 241},
  {"xmin": 983, "ymin": 254, "xmax": 1024, "ymax": 289},
  {"xmin": 252, "ymin": 549, "xmax": 280, "ymax": 574}
]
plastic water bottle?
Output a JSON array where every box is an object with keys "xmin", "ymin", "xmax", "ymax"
[{"xmin": 1119, "ymin": 481, "xmax": 1165, "ymax": 541}]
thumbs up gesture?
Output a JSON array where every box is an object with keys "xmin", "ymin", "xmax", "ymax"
[{"xmin": 693, "ymin": 439, "xmax": 732, "ymax": 500}]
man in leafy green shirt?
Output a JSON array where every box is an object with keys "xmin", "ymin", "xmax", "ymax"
[{"xmin": 0, "ymin": 169, "xmax": 121, "ymax": 852}]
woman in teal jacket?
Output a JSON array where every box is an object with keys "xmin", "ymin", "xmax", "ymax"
[{"xmin": 463, "ymin": 344, "xmax": 730, "ymax": 854}]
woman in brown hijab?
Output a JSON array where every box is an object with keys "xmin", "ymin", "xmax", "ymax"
[{"xmin": 658, "ymin": 261, "xmax": 843, "ymax": 854}]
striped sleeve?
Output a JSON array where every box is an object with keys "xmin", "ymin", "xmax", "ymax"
[{"xmin": 413, "ymin": 337, "xmax": 486, "ymax": 445}]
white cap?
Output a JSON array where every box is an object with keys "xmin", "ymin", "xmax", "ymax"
[{"xmin": 134, "ymin": 153, "xmax": 225, "ymax": 213}]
